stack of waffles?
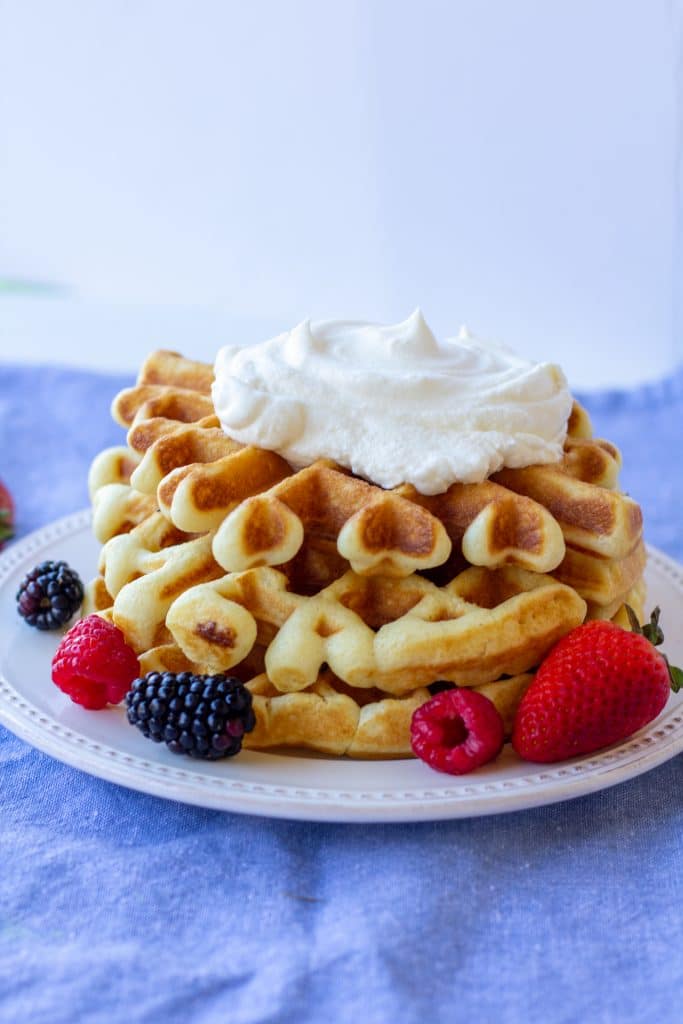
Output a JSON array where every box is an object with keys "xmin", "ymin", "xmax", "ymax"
[{"xmin": 84, "ymin": 351, "xmax": 646, "ymax": 758}]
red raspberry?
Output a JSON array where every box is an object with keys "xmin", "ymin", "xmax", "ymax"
[
  {"xmin": 51, "ymin": 615, "xmax": 140, "ymax": 710},
  {"xmin": 410, "ymin": 689, "xmax": 505, "ymax": 775}
]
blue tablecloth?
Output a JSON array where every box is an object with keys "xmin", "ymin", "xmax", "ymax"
[{"xmin": 1, "ymin": 362, "xmax": 682, "ymax": 1024}]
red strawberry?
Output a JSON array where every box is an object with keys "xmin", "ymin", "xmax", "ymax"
[
  {"xmin": 513, "ymin": 607, "xmax": 683, "ymax": 763},
  {"xmin": 0, "ymin": 480, "xmax": 14, "ymax": 551}
]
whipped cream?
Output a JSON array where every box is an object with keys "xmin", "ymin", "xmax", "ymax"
[{"xmin": 212, "ymin": 310, "xmax": 572, "ymax": 495}]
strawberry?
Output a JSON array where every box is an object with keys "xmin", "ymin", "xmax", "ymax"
[
  {"xmin": 0, "ymin": 480, "xmax": 14, "ymax": 551},
  {"xmin": 512, "ymin": 607, "xmax": 683, "ymax": 763}
]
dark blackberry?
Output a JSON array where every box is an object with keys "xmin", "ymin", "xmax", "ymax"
[
  {"xmin": 428, "ymin": 680, "xmax": 456, "ymax": 696},
  {"xmin": 16, "ymin": 560, "xmax": 84, "ymax": 630},
  {"xmin": 125, "ymin": 671, "xmax": 256, "ymax": 760}
]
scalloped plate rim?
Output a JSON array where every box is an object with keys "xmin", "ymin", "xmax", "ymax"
[{"xmin": 0, "ymin": 508, "xmax": 682, "ymax": 823}]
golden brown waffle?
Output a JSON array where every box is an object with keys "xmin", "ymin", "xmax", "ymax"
[
  {"xmin": 113, "ymin": 384, "xmax": 216, "ymax": 428},
  {"xmin": 243, "ymin": 672, "xmax": 540, "ymax": 757},
  {"xmin": 136, "ymin": 349, "xmax": 215, "ymax": 393},
  {"xmin": 215, "ymin": 461, "xmax": 568, "ymax": 578},
  {"xmin": 82, "ymin": 575, "xmax": 115, "ymax": 617},
  {"xmin": 566, "ymin": 401, "xmax": 594, "ymax": 440},
  {"xmin": 88, "ymin": 446, "xmax": 158, "ymax": 543},
  {"xmin": 244, "ymin": 673, "xmax": 432, "ymax": 758},
  {"xmin": 135, "ymin": 643, "xmax": 432, "ymax": 757},
  {"xmin": 91, "ymin": 486, "xmax": 158, "ymax": 545},
  {"xmin": 112, "ymin": 349, "xmax": 215, "ymax": 425},
  {"xmin": 553, "ymin": 539, "xmax": 647, "ymax": 607},
  {"xmin": 83, "ymin": 350, "xmax": 647, "ymax": 760},
  {"xmin": 124, "ymin": 604, "xmax": 641, "ymax": 759},
  {"xmin": 474, "ymin": 675, "xmax": 535, "ymax": 736},
  {"xmin": 213, "ymin": 459, "xmax": 453, "ymax": 578},
  {"xmin": 494, "ymin": 440, "xmax": 642, "ymax": 561},
  {"xmin": 585, "ymin": 579, "xmax": 646, "ymax": 624},
  {"xmin": 112, "ymin": 358, "xmax": 295, "ymax": 535},
  {"xmin": 157, "ymin": 563, "xmax": 586, "ymax": 693},
  {"xmin": 396, "ymin": 479, "xmax": 566, "ymax": 575},
  {"xmin": 99, "ymin": 512, "xmax": 224, "ymax": 652},
  {"xmin": 133, "ymin": 635, "xmax": 533, "ymax": 757},
  {"xmin": 88, "ymin": 445, "xmax": 141, "ymax": 493}
]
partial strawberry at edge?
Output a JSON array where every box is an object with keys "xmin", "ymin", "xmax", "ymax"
[
  {"xmin": 0, "ymin": 480, "xmax": 14, "ymax": 550},
  {"xmin": 512, "ymin": 607, "xmax": 683, "ymax": 764}
]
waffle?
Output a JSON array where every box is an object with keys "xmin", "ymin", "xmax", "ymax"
[
  {"xmin": 553, "ymin": 539, "xmax": 647, "ymax": 607},
  {"xmin": 129, "ymin": 420, "xmax": 293, "ymax": 533},
  {"xmin": 244, "ymin": 674, "xmax": 432, "ymax": 758},
  {"xmin": 494, "ymin": 440, "xmax": 642, "ymax": 561},
  {"xmin": 213, "ymin": 459, "xmax": 453, "ymax": 578},
  {"xmin": 97, "ymin": 512, "xmax": 224, "ymax": 652},
  {"xmin": 216, "ymin": 462, "xmax": 569, "ymax": 578},
  {"xmin": 136, "ymin": 645, "xmax": 432, "ymax": 758},
  {"xmin": 135, "ymin": 638, "xmax": 533, "ymax": 757},
  {"xmin": 113, "ymin": 384, "xmax": 215, "ymax": 428},
  {"xmin": 83, "ymin": 349, "xmax": 647, "ymax": 759},
  {"xmin": 158, "ymin": 564, "xmax": 586, "ymax": 694},
  {"xmin": 586, "ymin": 579, "xmax": 646, "ymax": 625},
  {"xmin": 395, "ymin": 479, "xmax": 565, "ymax": 575},
  {"xmin": 88, "ymin": 447, "xmax": 158, "ymax": 543}
]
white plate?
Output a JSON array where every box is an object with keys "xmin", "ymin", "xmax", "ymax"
[{"xmin": 1, "ymin": 509, "xmax": 683, "ymax": 823}]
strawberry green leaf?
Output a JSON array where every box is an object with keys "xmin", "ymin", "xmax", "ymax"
[
  {"xmin": 625, "ymin": 605, "xmax": 642, "ymax": 634},
  {"xmin": 665, "ymin": 656, "xmax": 683, "ymax": 694},
  {"xmin": 0, "ymin": 508, "xmax": 13, "ymax": 542},
  {"xmin": 641, "ymin": 606, "xmax": 664, "ymax": 647},
  {"xmin": 627, "ymin": 606, "xmax": 679, "ymax": 690}
]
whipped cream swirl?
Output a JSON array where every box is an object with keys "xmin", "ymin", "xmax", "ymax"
[{"xmin": 212, "ymin": 310, "xmax": 572, "ymax": 494}]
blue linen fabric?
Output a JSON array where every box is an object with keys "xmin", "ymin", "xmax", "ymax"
[{"xmin": 1, "ymin": 361, "xmax": 683, "ymax": 1024}]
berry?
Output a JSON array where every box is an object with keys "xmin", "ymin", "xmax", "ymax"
[
  {"xmin": 52, "ymin": 614, "xmax": 140, "ymax": 710},
  {"xmin": 125, "ymin": 672, "xmax": 256, "ymax": 760},
  {"xmin": 512, "ymin": 607, "xmax": 683, "ymax": 763},
  {"xmin": 17, "ymin": 560, "xmax": 84, "ymax": 630},
  {"xmin": 411, "ymin": 688, "xmax": 505, "ymax": 775},
  {"xmin": 0, "ymin": 480, "xmax": 13, "ymax": 551}
]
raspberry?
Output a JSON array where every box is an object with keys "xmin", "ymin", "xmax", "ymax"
[
  {"xmin": 17, "ymin": 560, "xmax": 84, "ymax": 630},
  {"xmin": 125, "ymin": 672, "xmax": 256, "ymax": 760},
  {"xmin": 51, "ymin": 615, "xmax": 140, "ymax": 710},
  {"xmin": 410, "ymin": 688, "xmax": 505, "ymax": 775}
]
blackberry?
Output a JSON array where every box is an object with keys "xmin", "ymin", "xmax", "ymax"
[
  {"xmin": 16, "ymin": 560, "xmax": 84, "ymax": 630},
  {"xmin": 125, "ymin": 671, "xmax": 256, "ymax": 760},
  {"xmin": 428, "ymin": 680, "xmax": 456, "ymax": 696}
]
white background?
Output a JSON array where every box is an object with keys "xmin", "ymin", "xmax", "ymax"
[{"xmin": 0, "ymin": 0, "xmax": 679, "ymax": 389}]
